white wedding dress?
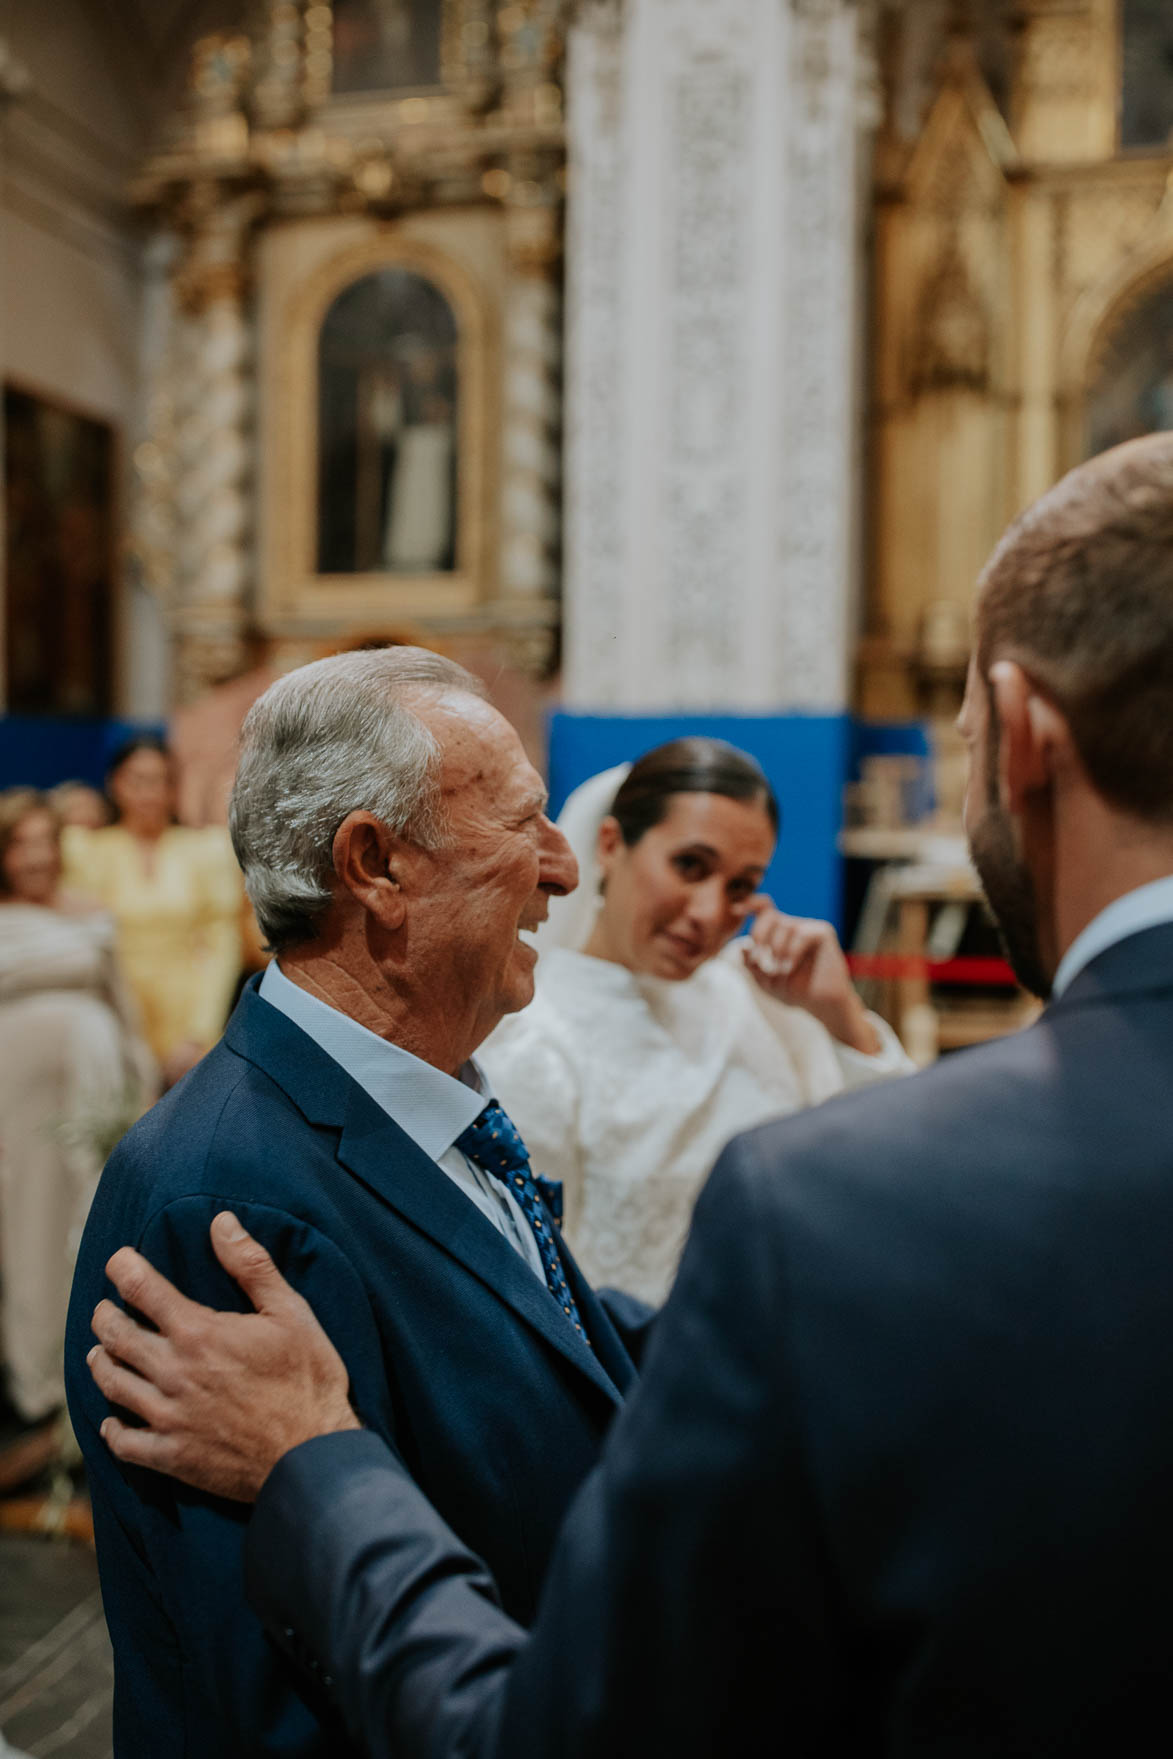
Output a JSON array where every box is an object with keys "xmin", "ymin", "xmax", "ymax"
[{"xmin": 480, "ymin": 943, "xmax": 912, "ymax": 1308}]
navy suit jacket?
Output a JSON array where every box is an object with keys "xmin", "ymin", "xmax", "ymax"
[
  {"xmin": 64, "ymin": 979, "xmax": 640, "ymax": 1758},
  {"xmin": 245, "ymin": 924, "xmax": 1173, "ymax": 1755}
]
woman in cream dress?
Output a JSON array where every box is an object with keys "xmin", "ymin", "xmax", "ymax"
[
  {"xmin": 63, "ymin": 738, "xmax": 244, "ymax": 1087},
  {"xmin": 0, "ymin": 791, "xmax": 154, "ymax": 1424},
  {"xmin": 479, "ymin": 740, "xmax": 913, "ymax": 1305}
]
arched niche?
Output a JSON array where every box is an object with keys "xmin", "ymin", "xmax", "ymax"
[
  {"xmin": 1084, "ymin": 262, "xmax": 1173, "ymax": 459},
  {"xmin": 258, "ymin": 231, "xmax": 493, "ymax": 633}
]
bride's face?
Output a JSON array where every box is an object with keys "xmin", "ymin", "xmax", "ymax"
[{"xmin": 596, "ymin": 792, "xmax": 775, "ymax": 981}]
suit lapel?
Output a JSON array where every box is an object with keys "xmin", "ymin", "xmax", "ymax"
[{"xmin": 225, "ymin": 981, "xmax": 626, "ymax": 1409}]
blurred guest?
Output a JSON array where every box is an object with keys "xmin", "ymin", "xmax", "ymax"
[
  {"xmin": 63, "ymin": 737, "xmax": 244, "ymax": 1085},
  {"xmin": 0, "ymin": 790, "xmax": 153, "ymax": 1431},
  {"xmin": 480, "ymin": 740, "xmax": 913, "ymax": 1303},
  {"xmin": 48, "ymin": 779, "xmax": 111, "ymax": 830},
  {"xmin": 169, "ymin": 657, "xmax": 279, "ymax": 829}
]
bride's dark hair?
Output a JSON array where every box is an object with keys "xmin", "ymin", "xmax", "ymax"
[{"xmin": 608, "ymin": 738, "xmax": 780, "ymax": 846}]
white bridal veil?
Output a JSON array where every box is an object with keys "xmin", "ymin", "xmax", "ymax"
[{"xmin": 532, "ymin": 762, "xmax": 632, "ymax": 957}]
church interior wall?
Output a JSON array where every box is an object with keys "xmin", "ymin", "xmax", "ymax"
[
  {"xmin": 5, "ymin": 0, "xmax": 1173, "ymax": 937},
  {"xmin": 0, "ymin": 0, "xmax": 248, "ymax": 730}
]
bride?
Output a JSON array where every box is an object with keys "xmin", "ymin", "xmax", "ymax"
[{"xmin": 479, "ymin": 737, "xmax": 913, "ymax": 1306}]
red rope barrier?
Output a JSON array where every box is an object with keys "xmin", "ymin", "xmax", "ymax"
[{"xmin": 846, "ymin": 953, "xmax": 1018, "ymax": 986}]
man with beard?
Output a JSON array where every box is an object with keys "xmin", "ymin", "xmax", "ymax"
[{"xmin": 88, "ymin": 432, "xmax": 1173, "ymax": 1756}]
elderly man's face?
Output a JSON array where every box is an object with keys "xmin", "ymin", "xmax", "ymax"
[{"xmin": 410, "ymin": 692, "xmax": 578, "ymax": 1056}]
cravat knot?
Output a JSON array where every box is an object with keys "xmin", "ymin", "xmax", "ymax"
[{"xmin": 455, "ymin": 1100, "xmax": 531, "ymax": 1178}]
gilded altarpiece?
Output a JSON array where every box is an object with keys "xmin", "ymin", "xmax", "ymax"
[
  {"xmin": 865, "ymin": 0, "xmax": 1173, "ymax": 719},
  {"xmin": 131, "ymin": 0, "xmax": 567, "ymax": 704}
]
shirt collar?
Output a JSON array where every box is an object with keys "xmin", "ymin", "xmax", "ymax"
[
  {"xmin": 258, "ymin": 959, "xmax": 488, "ymax": 1160},
  {"xmin": 1051, "ymin": 875, "xmax": 1173, "ymax": 1000}
]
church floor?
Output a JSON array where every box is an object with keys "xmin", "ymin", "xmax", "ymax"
[{"xmin": 0, "ymin": 1532, "xmax": 112, "ymax": 1759}]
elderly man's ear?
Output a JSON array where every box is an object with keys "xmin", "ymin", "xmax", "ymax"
[
  {"xmin": 988, "ymin": 659, "xmax": 1075, "ymax": 814},
  {"xmin": 331, "ymin": 812, "xmax": 410, "ymax": 930}
]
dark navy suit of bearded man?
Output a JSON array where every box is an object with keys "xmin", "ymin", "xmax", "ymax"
[{"xmin": 65, "ymin": 650, "xmax": 650, "ymax": 1757}]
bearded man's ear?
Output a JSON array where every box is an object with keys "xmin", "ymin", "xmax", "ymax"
[{"xmin": 988, "ymin": 661, "xmax": 1071, "ymax": 814}]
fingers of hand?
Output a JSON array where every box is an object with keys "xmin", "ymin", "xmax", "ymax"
[
  {"xmin": 104, "ymin": 1246, "xmax": 202, "ymax": 1340},
  {"xmin": 91, "ymin": 1298, "xmax": 172, "ymax": 1384},
  {"xmin": 88, "ymin": 1344, "xmax": 172, "ymax": 1429},
  {"xmin": 746, "ymin": 910, "xmax": 805, "ymax": 977},
  {"xmin": 788, "ymin": 921, "xmax": 833, "ymax": 975},
  {"xmin": 210, "ymin": 1212, "xmax": 300, "ymax": 1320},
  {"xmin": 99, "ymin": 1413, "xmax": 178, "ymax": 1477}
]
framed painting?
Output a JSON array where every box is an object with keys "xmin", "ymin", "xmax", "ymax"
[
  {"xmin": 257, "ymin": 220, "xmax": 498, "ymax": 633},
  {"xmin": 317, "ymin": 266, "xmax": 460, "ymax": 576},
  {"xmin": 331, "ymin": 0, "xmax": 443, "ymax": 96},
  {"xmin": 3, "ymin": 382, "xmax": 116, "ymax": 716}
]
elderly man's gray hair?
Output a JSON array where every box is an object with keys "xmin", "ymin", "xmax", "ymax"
[{"xmin": 230, "ymin": 646, "xmax": 486, "ymax": 950}]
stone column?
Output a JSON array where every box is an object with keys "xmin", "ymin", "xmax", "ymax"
[
  {"xmin": 561, "ymin": 0, "xmax": 877, "ymax": 714},
  {"xmin": 168, "ymin": 187, "xmax": 261, "ymax": 702},
  {"xmin": 498, "ymin": 160, "xmax": 563, "ymax": 641}
]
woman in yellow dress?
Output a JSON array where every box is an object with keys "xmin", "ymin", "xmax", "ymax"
[{"xmin": 63, "ymin": 737, "xmax": 244, "ymax": 1087}]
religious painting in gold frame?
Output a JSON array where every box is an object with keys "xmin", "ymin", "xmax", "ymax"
[
  {"xmin": 260, "ymin": 232, "xmax": 493, "ymax": 631},
  {"xmin": 331, "ymin": 0, "xmax": 443, "ymax": 96}
]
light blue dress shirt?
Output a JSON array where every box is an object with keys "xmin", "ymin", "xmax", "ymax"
[
  {"xmin": 258, "ymin": 960, "xmax": 545, "ymax": 1279},
  {"xmin": 1051, "ymin": 874, "xmax": 1173, "ymax": 999}
]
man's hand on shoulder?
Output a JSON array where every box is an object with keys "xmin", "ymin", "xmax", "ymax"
[{"xmin": 87, "ymin": 1212, "xmax": 360, "ymax": 1503}]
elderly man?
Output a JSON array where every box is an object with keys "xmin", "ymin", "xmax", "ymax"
[
  {"xmin": 90, "ymin": 432, "xmax": 1173, "ymax": 1755},
  {"xmin": 64, "ymin": 648, "xmax": 657, "ymax": 1757}
]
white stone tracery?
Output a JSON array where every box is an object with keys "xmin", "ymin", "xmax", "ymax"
[{"xmin": 562, "ymin": 0, "xmax": 875, "ymax": 714}]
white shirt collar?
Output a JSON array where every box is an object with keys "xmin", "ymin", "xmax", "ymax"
[
  {"xmin": 258, "ymin": 959, "xmax": 488, "ymax": 1160},
  {"xmin": 1051, "ymin": 875, "xmax": 1173, "ymax": 999}
]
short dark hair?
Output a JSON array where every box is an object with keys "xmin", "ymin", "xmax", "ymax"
[
  {"xmin": 609, "ymin": 737, "xmax": 780, "ymax": 847},
  {"xmin": 106, "ymin": 734, "xmax": 173, "ymax": 784},
  {"xmin": 977, "ymin": 432, "xmax": 1173, "ymax": 823}
]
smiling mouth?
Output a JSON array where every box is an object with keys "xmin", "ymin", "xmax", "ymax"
[{"xmin": 662, "ymin": 932, "xmax": 704, "ymax": 960}]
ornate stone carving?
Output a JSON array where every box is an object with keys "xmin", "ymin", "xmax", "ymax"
[
  {"xmin": 561, "ymin": 0, "xmax": 627, "ymax": 705},
  {"xmin": 251, "ymin": 0, "xmax": 308, "ymax": 131},
  {"xmin": 1017, "ymin": 13, "xmax": 1096, "ymax": 101},
  {"xmin": 145, "ymin": 191, "xmax": 262, "ymax": 699},
  {"xmin": 129, "ymin": 0, "xmax": 575, "ymax": 699},
  {"xmin": 188, "ymin": 33, "xmax": 252, "ymax": 161},
  {"xmin": 563, "ymin": 0, "xmax": 873, "ymax": 713},
  {"xmin": 171, "ymin": 621, "xmax": 254, "ymax": 704},
  {"xmin": 908, "ymin": 236, "xmax": 991, "ymax": 394},
  {"xmin": 500, "ymin": 163, "xmax": 563, "ymax": 601},
  {"xmin": 445, "ymin": 0, "xmax": 497, "ymax": 109},
  {"xmin": 662, "ymin": 47, "xmax": 753, "ymax": 696},
  {"xmin": 777, "ymin": 0, "xmax": 869, "ymax": 709},
  {"xmin": 1060, "ymin": 185, "xmax": 1167, "ymax": 301}
]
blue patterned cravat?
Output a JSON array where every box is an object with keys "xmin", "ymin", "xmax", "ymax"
[{"xmin": 455, "ymin": 1101, "xmax": 589, "ymax": 1344}]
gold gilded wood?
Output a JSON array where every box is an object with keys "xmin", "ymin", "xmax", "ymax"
[
  {"xmin": 864, "ymin": 0, "xmax": 1173, "ymax": 720},
  {"xmin": 129, "ymin": 1, "xmax": 570, "ymax": 686},
  {"xmin": 258, "ymin": 227, "xmax": 497, "ymax": 632}
]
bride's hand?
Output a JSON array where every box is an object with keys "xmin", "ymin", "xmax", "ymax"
[{"xmin": 741, "ymin": 899, "xmax": 880, "ymax": 1055}]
